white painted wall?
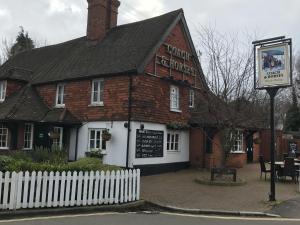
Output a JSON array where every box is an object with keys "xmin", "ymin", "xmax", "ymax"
[
  {"xmin": 77, "ymin": 121, "xmax": 128, "ymax": 167},
  {"xmin": 75, "ymin": 121, "xmax": 189, "ymax": 168},
  {"xmin": 129, "ymin": 121, "xmax": 189, "ymax": 168},
  {"xmin": 68, "ymin": 128, "xmax": 77, "ymax": 161}
]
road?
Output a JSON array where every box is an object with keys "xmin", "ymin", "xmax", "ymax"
[{"xmin": 0, "ymin": 212, "xmax": 300, "ymax": 225}]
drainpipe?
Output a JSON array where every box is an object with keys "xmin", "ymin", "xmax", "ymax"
[{"xmin": 126, "ymin": 74, "xmax": 133, "ymax": 168}]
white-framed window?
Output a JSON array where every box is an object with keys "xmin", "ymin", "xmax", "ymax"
[
  {"xmin": 52, "ymin": 127, "xmax": 63, "ymax": 149},
  {"xmin": 88, "ymin": 129, "xmax": 106, "ymax": 151},
  {"xmin": 55, "ymin": 83, "xmax": 65, "ymax": 107},
  {"xmin": 231, "ymin": 130, "xmax": 244, "ymax": 153},
  {"xmin": 0, "ymin": 124, "xmax": 8, "ymax": 149},
  {"xmin": 170, "ymin": 85, "xmax": 180, "ymax": 111},
  {"xmin": 0, "ymin": 81, "xmax": 7, "ymax": 102},
  {"xmin": 24, "ymin": 123, "xmax": 34, "ymax": 150},
  {"xmin": 189, "ymin": 89, "xmax": 195, "ymax": 108},
  {"xmin": 167, "ymin": 132, "xmax": 180, "ymax": 152},
  {"xmin": 91, "ymin": 79, "xmax": 104, "ymax": 106}
]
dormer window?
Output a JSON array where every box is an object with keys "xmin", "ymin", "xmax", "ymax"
[
  {"xmin": 91, "ymin": 79, "xmax": 104, "ymax": 106},
  {"xmin": 55, "ymin": 83, "xmax": 65, "ymax": 107},
  {"xmin": 0, "ymin": 81, "xmax": 7, "ymax": 102}
]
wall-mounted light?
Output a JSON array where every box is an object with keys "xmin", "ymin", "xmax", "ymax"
[{"xmin": 140, "ymin": 124, "xmax": 145, "ymax": 130}]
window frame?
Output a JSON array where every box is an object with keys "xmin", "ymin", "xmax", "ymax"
[
  {"xmin": 91, "ymin": 79, "xmax": 104, "ymax": 106},
  {"xmin": 52, "ymin": 127, "xmax": 63, "ymax": 149},
  {"xmin": 170, "ymin": 85, "xmax": 180, "ymax": 112},
  {"xmin": 23, "ymin": 123, "xmax": 34, "ymax": 150},
  {"xmin": 166, "ymin": 131, "xmax": 181, "ymax": 152},
  {"xmin": 189, "ymin": 89, "xmax": 195, "ymax": 108},
  {"xmin": 55, "ymin": 83, "xmax": 65, "ymax": 108},
  {"xmin": 0, "ymin": 80, "xmax": 7, "ymax": 102},
  {"xmin": 230, "ymin": 130, "xmax": 244, "ymax": 153},
  {"xmin": 88, "ymin": 129, "xmax": 107, "ymax": 152},
  {"xmin": 0, "ymin": 124, "xmax": 9, "ymax": 150}
]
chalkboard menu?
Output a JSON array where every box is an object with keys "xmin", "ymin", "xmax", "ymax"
[{"xmin": 136, "ymin": 129, "xmax": 164, "ymax": 158}]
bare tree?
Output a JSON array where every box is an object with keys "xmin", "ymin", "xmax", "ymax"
[{"xmin": 195, "ymin": 25, "xmax": 259, "ymax": 103}]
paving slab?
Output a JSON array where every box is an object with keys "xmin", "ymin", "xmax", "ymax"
[{"xmin": 141, "ymin": 164, "xmax": 300, "ymax": 213}]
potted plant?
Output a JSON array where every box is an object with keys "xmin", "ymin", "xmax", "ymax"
[{"xmin": 102, "ymin": 129, "xmax": 112, "ymax": 141}]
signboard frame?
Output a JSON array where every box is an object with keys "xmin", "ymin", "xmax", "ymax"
[{"xmin": 253, "ymin": 37, "xmax": 292, "ymax": 90}]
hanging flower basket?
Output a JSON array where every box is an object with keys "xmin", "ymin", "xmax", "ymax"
[{"xmin": 102, "ymin": 129, "xmax": 112, "ymax": 141}]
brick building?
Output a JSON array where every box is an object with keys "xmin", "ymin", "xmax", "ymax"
[{"xmin": 0, "ymin": 0, "xmax": 265, "ymax": 173}]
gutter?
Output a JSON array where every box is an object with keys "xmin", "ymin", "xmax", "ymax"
[{"xmin": 126, "ymin": 74, "xmax": 133, "ymax": 168}]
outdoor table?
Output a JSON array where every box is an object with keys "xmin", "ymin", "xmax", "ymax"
[{"xmin": 268, "ymin": 161, "xmax": 300, "ymax": 167}]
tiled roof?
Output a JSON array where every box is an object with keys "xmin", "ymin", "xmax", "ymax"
[
  {"xmin": 0, "ymin": 9, "xmax": 183, "ymax": 84},
  {"xmin": 0, "ymin": 85, "xmax": 80, "ymax": 124}
]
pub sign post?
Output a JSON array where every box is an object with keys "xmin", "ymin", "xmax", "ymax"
[{"xmin": 252, "ymin": 36, "xmax": 292, "ymax": 202}]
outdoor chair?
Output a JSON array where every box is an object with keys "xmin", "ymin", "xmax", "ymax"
[
  {"xmin": 277, "ymin": 157, "xmax": 299, "ymax": 183},
  {"xmin": 259, "ymin": 155, "xmax": 271, "ymax": 181}
]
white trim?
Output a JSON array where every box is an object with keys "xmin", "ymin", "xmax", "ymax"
[
  {"xmin": 53, "ymin": 127, "xmax": 63, "ymax": 149},
  {"xmin": 91, "ymin": 79, "xmax": 104, "ymax": 106},
  {"xmin": 166, "ymin": 131, "xmax": 181, "ymax": 152},
  {"xmin": 23, "ymin": 123, "xmax": 34, "ymax": 150},
  {"xmin": 230, "ymin": 130, "xmax": 244, "ymax": 153},
  {"xmin": 88, "ymin": 128, "xmax": 106, "ymax": 151},
  {"xmin": 189, "ymin": 89, "xmax": 195, "ymax": 108},
  {"xmin": 0, "ymin": 80, "xmax": 7, "ymax": 102},
  {"xmin": 0, "ymin": 124, "xmax": 8, "ymax": 149},
  {"xmin": 55, "ymin": 83, "xmax": 65, "ymax": 108},
  {"xmin": 170, "ymin": 85, "xmax": 180, "ymax": 111}
]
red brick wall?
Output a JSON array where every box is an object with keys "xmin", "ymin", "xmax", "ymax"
[
  {"xmin": 253, "ymin": 132, "xmax": 260, "ymax": 162},
  {"xmin": 226, "ymin": 153, "xmax": 247, "ymax": 168},
  {"xmin": 259, "ymin": 129, "xmax": 283, "ymax": 161},
  {"xmin": 131, "ymin": 75, "xmax": 191, "ymax": 124},
  {"xmin": 145, "ymin": 22, "xmax": 205, "ymax": 89},
  {"xmin": 36, "ymin": 76, "xmax": 130, "ymax": 121},
  {"xmin": 189, "ymin": 128, "xmax": 205, "ymax": 167},
  {"xmin": 6, "ymin": 80, "xmax": 24, "ymax": 97}
]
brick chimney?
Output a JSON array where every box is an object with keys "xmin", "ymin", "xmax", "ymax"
[{"xmin": 87, "ymin": 0, "xmax": 121, "ymax": 41}]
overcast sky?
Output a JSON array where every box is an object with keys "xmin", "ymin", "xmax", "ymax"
[{"xmin": 0, "ymin": 0, "xmax": 299, "ymax": 54}]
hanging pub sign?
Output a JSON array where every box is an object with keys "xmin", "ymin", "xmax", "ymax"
[{"xmin": 253, "ymin": 37, "xmax": 292, "ymax": 89}]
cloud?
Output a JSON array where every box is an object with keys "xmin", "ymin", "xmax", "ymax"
[{"xmin": 0, "ymin": 0, "xmax": 299, "ymax": 53}]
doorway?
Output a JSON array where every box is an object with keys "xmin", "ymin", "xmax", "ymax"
[{"xmin": 246, "ymin": 135, "xmax": 254, "ymax": 163}]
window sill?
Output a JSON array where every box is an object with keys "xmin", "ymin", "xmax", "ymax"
[
  {"xmin": 0, "ymin": 148, "xmax": 9, "ymax": 150},
  {"xmin": 55, "ymin": 104, "xmax": 65, "ymax": 108},
  {"xmin": 167, "ymin": 150, "xmax": 181, "ymax": 153},
  {"xmin": 170, "ymin": 109, "xmax": 182, "ymax": 113},
  {"xmin": 230, "ymin": 151, "xmax": 245, "ymax": 154},
  {"xmin": 23, "ymin": 148, "xmax": 32, "ymax": 151},
  {"xmin": 89, "ymin": 103, "xmax": 104, "ymax": 107}
]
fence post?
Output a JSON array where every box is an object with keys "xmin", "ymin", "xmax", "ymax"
[
  {"xmin": 115, "ymin": 171, "xmax": 120, "ymax": 204},
  {"xmin": 9, "ymin": 172, "xmax": 17, "ymax": 210}
]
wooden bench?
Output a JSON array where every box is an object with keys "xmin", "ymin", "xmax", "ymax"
[{"xmin": 210, "ymin": 168, "xmax": 237, "ymax": 182}]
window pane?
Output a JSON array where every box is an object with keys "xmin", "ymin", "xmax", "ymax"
[
  {"xmin": 96, "ymin": 131, "xmax": 101, "ymax": 140},
  {"xmin": 90, "ymin": 140, "xmax": 95, "ymax": 149},
  {"xmin": 102, "ymin": 139, "xmax": 106, "ymax": 150},
  {"xmin": 175, "ymin": 143, "xmax": 178, "ymax": 150},
  {"xmin": 90, "ymin": 130, "xmax": 95, "ymax": 140}
]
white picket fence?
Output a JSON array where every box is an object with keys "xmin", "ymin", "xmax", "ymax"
[{"xmin": 0, "ymin": 169, "xmax": 140, "ymax": 210}]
